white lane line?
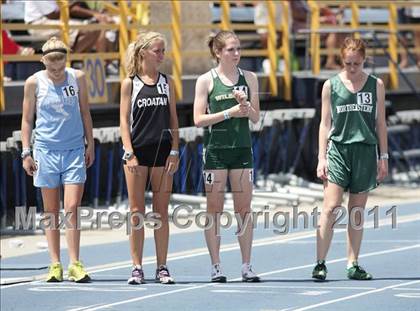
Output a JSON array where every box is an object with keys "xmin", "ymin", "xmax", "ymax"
[
  {"xmin": 3, "ymin": 212, "xmax": 420, "ymax": 289},
  {"xmin": 255, "ymin": 244, "xmax": 420, "ymax": 278},
  {"xmin": 393, "ymin": 287, "xmax": 420, "ymax": 291},
  {"xmin": 211, "ymin": 289, "xmax": 278, "ymax": 294},
  {"xmin": 71, "ymin": 244, "xmax": 420, "ymax": 311},
  {"xmin": 292, "ymin": 280, "xmax": 420, "ymax": 311},
  {"xmin": 213, "ymin": 285, "xmax": 377, "ymax": 290},
  {"xmin": 73, "ymin": 283, "xmax": 213, "ymax": 311},
  {"xmin": 394, "ymin": 293, "xmax": 420, "ymax": 298}
]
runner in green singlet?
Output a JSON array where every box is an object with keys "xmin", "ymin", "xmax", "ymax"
[
  {"xmin": 313, "ymin": 37, "xmax": 388, "ymax": 281},
  {"xmin": 194, "ymin": 30, "xmax": 261, "ymax": 283}
]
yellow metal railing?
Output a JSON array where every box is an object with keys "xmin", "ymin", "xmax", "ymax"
[
  {"xmin": 171, "ymin": 0, "xmax": 182, "ymax": 101},
  {"xmin": 388, "ymin": 2, "xmax": 399, "ymax": 89},
  {"xmin": 281, "ymin": 1, "xmax": 291, "ymax": 101},
  {"xmin": 307, "ymin": 0, "xmax": 321, "ymax": 74},
  {"xmin": 57, "ymin": 0, "xmax": 70, "ymax": 58},
  {"xmin": 266, "ymin": 1, "xmax": 278, "ymax": 97},
  {"xmin": 119, "ymin": 1, "xmax": 130, "ymax": 80},
  {"xmin": 308, "ymin": 0, "xmax": 420, "ymax": 89},
  {"xmin": 1, "ymin": 0, "xmax": 294, "ymax": 111},
  {"xmin": 220, "ymin": 0, "xmax": 231, "ymax": 31},
  {"xmin": 350, "ymin": 1, "xmax": 360, "ymax": 39}
]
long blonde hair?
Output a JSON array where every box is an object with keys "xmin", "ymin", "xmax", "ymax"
[
  {"xmin": 125, "ymin": 31, "xmax": 166, "ymax": 77},
  {"xmin": 41, "ymin": 37, "xmax": 69, "ymax": 62}
]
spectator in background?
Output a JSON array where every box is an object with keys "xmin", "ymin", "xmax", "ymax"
[
  {"xmin": 253, "ymin": 1, "xmax": 285, "ymax": 73},
  {"xmin": 2, "ymin": 30, "xmax": 35, "ymax": 81},
  {"xmin": 24, "ymin": 0, "xmax": 118, "ymax": 74},
  {"xmin": 398, "ymin": 3, "xmax": 420, "ymax": 68},
  {"xmin": 290, "ymin": 0, "xmax": 343, "ymax": 70}
]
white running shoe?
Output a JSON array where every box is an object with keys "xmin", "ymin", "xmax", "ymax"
[
  {"xmin": 211, "ymin": 263, "xmax": 227, "ymax": 283},
  {"xmin": 241, "ymin": 263, "xmax": 260, "ymax": 282}
]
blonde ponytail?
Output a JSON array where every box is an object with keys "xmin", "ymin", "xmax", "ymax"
[{"xmin": 124, "ymin": 31, "xmax": 166, "ymax": 77}]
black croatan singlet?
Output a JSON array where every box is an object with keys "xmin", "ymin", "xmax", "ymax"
[{"xmin": 129, "ymin": 73, "xmax": 172, "ymax": 148}]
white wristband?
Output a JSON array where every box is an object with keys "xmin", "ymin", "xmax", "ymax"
[
  {"xmin": 223, "ymin": 110, "xmax": 231, "ymax": 120},
  {"xmin": 169, "ymin": 150, "xmax": 179, "ymax": 156}
]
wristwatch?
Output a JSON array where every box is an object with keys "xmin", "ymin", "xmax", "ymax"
[
  {"xmin": 169, "ymin": 150, "xmax": 179, "ymax": 156},
  {"xmin": 21, "ymin": 148, "xmax": 31, "ymax": 159},
  {"xmin": 122, "ymin": 150, "xmax": 134, "ymax": 161},
  {"xmin": 379, "ymin": 153, "xmax": 389, "ymax": 160}
]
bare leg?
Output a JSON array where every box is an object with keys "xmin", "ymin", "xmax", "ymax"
[
  {"xmin": 149, "ymin": 166, "xmax": 173, "ymax": 267},
  {"xmin": 324, "ymin": 33, "xmax": 341, "ymax": 70},
  {"xmin": 229, "ymin": 169, "xmax": 253, "ymax": 264},
  {"xmin": 347, "ymin": 192, "xmax": 369, "ymax": 265},
  {"xmin": 124, "ymin": 165, "xmax": 148, "ymax": 266},
  {"xmin": 204, "ymin": 170, "xmax": 228, "ymax": 265},
  {"xmin": 63, "ymin": 183, "xmax": 85, "ymax": 263},
  {"xmin": 41, "ymin": 187, "xmax": 61, "ymax": 263},
  {"xmin": 414, "ymin": 30, "xmax": 420, "ymax": 67},
  {"xmin": 316, "ymin": 181, "xmax": 344, "ymax": 261}
]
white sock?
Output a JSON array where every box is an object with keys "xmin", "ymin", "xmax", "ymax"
[
  {"xmin": 347, "ymin": 261, "xmax": 357, "ymax": 269},
  {"xmin": 242, "ymin": 263, "xmax": 250, "ymax": 271}
]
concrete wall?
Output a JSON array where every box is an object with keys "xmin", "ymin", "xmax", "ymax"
[{"xmin": 150, "ymin": 1, "xmax": 214, "ymax": 75}]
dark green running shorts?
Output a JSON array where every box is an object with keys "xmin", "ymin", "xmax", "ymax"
[
  {"xmin": 327, "ymin": 141, "xmax": 378, "ymax": 193},
  {"xmin": 203, "ymin": 147, "xmax": 253, "ymax": 170}
]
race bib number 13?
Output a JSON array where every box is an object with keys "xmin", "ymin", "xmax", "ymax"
[{"xmin": 357, "ymin": 92, "xmax": 372, "ymax": 105}]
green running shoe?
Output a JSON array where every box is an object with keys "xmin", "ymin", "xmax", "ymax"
[
  {"xmin": 347, "ymin": 262, "xmax": 372, "ymax": 280},
  {"xmin": 312, "ymin": 260, "xmax": 328, "ymax": 281},
  {"xmin": 46, "ymin": 262, "xmax": 63, "ymax": 282},
  {"xmin": 68, "ymin": 261, "xmax": 91, "ymax": 283}
]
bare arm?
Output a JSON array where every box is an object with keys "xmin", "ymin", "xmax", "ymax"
[
  {"xmin": 119, "ymin": 78, "xmax": 134, "ymax": 153},
  {"xmin": 69, "ymin": 3, "xmax": 112, "ymax": 22},
  {"xmin": 76, "ymin": 70, "xmax": 95, "ymax": 168},
  {"xmin": 376, "ymin": 78, "xmax": 388, "ymax": 182},
  {"xmin": 21, "ymin": 76, "xmax": 37, "ymax": 150},
  {"xmin": 21, "ymin": 76, "xmax": 37, "ymax": 175},
  {"xmin": 167, "ymin": 76, "xmax": 179, "ymax": 150},
  {"xmin": 166, "ymin": 76, "xmax": 180, "ymax": 174},
  {"xmin": 317, "ymin": 80, "xmax": 332, "ymax": 180},
  {"xmin": 194, "ymin": 73, "xmax": 225, "ymax": 128}
]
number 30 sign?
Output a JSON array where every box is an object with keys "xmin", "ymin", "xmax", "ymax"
[{"xmin": 83, "ymin": 56, "xmax": 109, "ymax": 104}]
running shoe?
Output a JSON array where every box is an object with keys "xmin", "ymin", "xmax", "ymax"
[
  {"xmin": 211, "ymin": 263, "xmax": 227, "ymax": 283},
  {"xmin": 155, "ymin": 265, "xmax": 175, "ymax": 284},
  {"xmin": 128, "ymin": 265, "xmax": 145, "ymax": 285},
  {"xmin": 346, "ymin": 262, "xmax": 372, "ymax": 280},
  {"xmin": 312, "ymin": 260, "xmax": 328, "ymax": 281},
  {"xmin": 68, "ymin": 261, "xmax": 91, "ymax": 283},
  {"xmin": 46, "ymin": 262, "xmax": 63, "ymax": 282},
  {"xmin": 241, "ymin": 263, "xmax": 260, "ymax": 282}
]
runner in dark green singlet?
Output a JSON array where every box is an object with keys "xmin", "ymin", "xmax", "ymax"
[
  {"xmin": 194, "ymin": 30, "xmax": 260, "ymax": 283},
  {"xmin": 313, "ymin": 37, "xmax": 388, "ymax": 282}
]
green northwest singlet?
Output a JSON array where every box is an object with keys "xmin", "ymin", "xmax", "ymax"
[
  {"xmin": 204, "ymin": 68, "xmax": 252, "ymax": 149},
  {"xmin": 329, "ymin": 74, "xmax": 378, "ymax": 145}
]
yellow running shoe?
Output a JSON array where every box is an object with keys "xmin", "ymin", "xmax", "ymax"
[
  {"xmin": 68, "ymin": 261, "xmax": 91, "ymax": 283},
  {"xmin": 46, "ymin": 262, "xmax": 63, "ymax": 282}
]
